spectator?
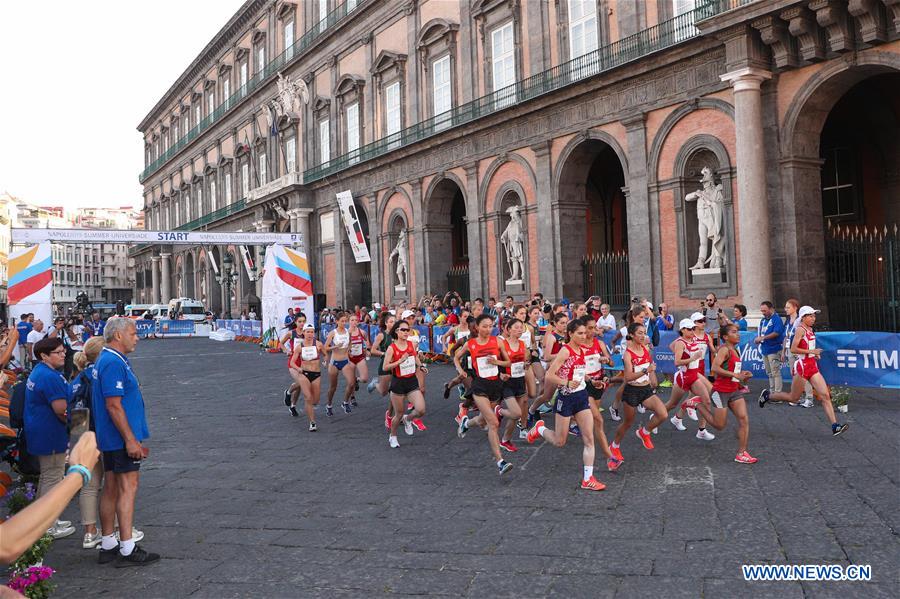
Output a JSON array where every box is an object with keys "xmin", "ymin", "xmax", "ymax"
[
  {"xmin": 723, "ymin": 304, "xmax": 748, "ymax": 331},
  {"xmin": 16, "ymin": 314, "xmax": 32, "ymax": 364},
  {"xmin": 92, "ymin": 318, "xmax": 159, "ymax": 566},
  {"xmin": 24, "ymin": 337, "xmax": 74, "ymax": 539},
  {"xmin": 26, "ymin": 319, "xmax": 47, "ymax": 364},
  {"xmin": 755, "ymin": 301, "xmax": 785, "ymax": 394},
  {"xmin": 700, "ymin": 293, "xmax": 721, "ymax": 336},
  {"xmin": 85, "ymin": 311, "xmax": 106, "ymax": 338},
  {"xmin": 248, "ymin": 308, "xmax": 258, "ymax": 320},
  {"xmin": 283, "ymin": 308, "xmax": 295, "ymax": 327},
  {"xmin": 656, "ymin": 303, "xmax": 675, "ymax": 331},
  {"xmin": 422, "ymin": 305, "xmax": 435, "ymax": 324},
  {"xmin": 434, "ymin": 309, "xmax": 448, "ymax": 326},
  {"xmin": 597, "ymin": 304, "xmax": 616, "ymax": 333},
  {"xmin": 586, "ymin": 296, "xmax": 602, "ymax": 320},
  {"xmin": 47, "ymin": 317, "xmax": 66, "ymax": 339}
]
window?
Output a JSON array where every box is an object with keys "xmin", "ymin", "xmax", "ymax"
[
  {"xmin": 432, "ymin": 55, "xmax": 452, "ymax": 130},
  {"xmin": 348, "ymin": 0, "xmax": 357, "ymax": 11},
  {"xmin": 319, "ymin": 119, "xmax": 330, "ymax": 164},
  {"xmin": 259, "ymin": 153, "xmax": 267, "ymax": 185},
  {"xmin": 241, "ymin": 162, "xmax": 250, "ymax": 197},
  {"xmin": 163, "ymin": 135, "xmax": 169, "ymax": 153},
  {"xmin": 346, "ymin": 102, "xmax": 360, "ymax": 163},
  {"xmin": 285, "ymin": 137, "xmax": 296, "ymax": 172},
  {"xmin": 385, "ymin": 83, "xmax": 401, "ymax": 145},
  {"xmin": 284, "ymin": 20, "xmax": 294, "ymax": 59},
  {"xmin": 491, "ymin": 22, "xmax": 516, "ymax": 108},
  {"xmin": 207, "ymin": 91, "xmax": 215, "ymax": 117},
  {"xmin": 318, "ymin": 0, "xmax": 328, "ymax": 31},
  {"xmin": 173, "ymin": 122, "xmax": 179, "ymax": 142},
  {"xmin": 568, "ymin": 0, "xmax": 599, "ymax": 78},
  {"xmin": 821, "ymin": 147, "xmax": 858, "ymax": 220},
  {"xmin": 320, "ymin": 211, "xmax": 334, "ymax": 244},
  {"xmin": 257, "ymin": 46, "xmax": 265, "ymax": 74},
  {"xmin": 196, "ymin": 188, "xmax": 202, "ymax": 218},
  {"xmin": 194, "ymin": 104, "xmax": 201, "ymax": 127},
  {"xmin": 673, "ymin": 0, "xmax": 698, "ymax": 41},
  {"xmin": 222, "ymin": 78, "xmax": 230, "ymax": 105},
  {"xmin": 239, "ymin": 62, "xmax": 248, "ymax": 88},
  {"xmin": 175, "ymin": 200, "xmax": 180, "ymax": 225},
  {"xmin": 183, "ymin": 113, "xmax": 190, "ymax": 135},
  {"xmin": 210, "ymin": 179, "xmax": 217, "ymax": 212},
  {"xmin": 225, "ymin": 172, "xmax": 232, "ymax": 204}
]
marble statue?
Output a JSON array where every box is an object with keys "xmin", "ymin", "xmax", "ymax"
[
  {"xmin": 500, "ymin": 205, "xmax": 525, "ymax": 283},
  {"xmin": 389, "ymin": 229, "xmax": 408, "ymax": 288},
  {"xmin": 685, "ymin": 166, "xmax": 726, "ymax": 270}
]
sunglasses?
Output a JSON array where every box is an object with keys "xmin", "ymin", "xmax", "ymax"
[
  {"xmin": 397, "ymin": 328, "xmax": 410, "ymax": 332},
  {"xmin": 695, "ymin": 319, "xmax": 706, "ymax": 323}
]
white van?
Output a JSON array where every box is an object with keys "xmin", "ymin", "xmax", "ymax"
[
  {"xmin": 126, "ymin": 304, "xmax": 167, "ymax": 320},
  {"xmin": 167, "ymin": 298, "xmax": 207, "ymax": 322}
]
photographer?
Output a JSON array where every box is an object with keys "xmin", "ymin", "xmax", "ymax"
[
  {"xmin": 62, "ymin": 317, "xmax": 85, "ymax": 379},
  {"xmin": 656, "ymin": 303, "xmax": 675, "ymax": 331},
  {"xmin": 699, "ymin": 293, "xmax": 721, "ymax": 336},
  {"xmin": 719, "ymin": 304, "xmax": 748, "ymax": 331}
]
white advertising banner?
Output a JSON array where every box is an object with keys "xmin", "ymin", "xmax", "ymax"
[
  {"xmin": 11, "ymin": 228, "xmax": 303, "ymax": 246},
  {"xmin": 336, "ymin": 190, "xmax": 371, "ymax": 263},
  {"xmin": 261, "ymin": 244, "xmax": 315, "ymax": 343},
  {"xmin": 8, "ymin": 243, "xmax": 53, "ymax": 326}
]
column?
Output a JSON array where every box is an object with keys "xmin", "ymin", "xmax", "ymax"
[
  {"xmin": 253, "ymin": 219, "xmax": 274, "ymax": 299},
  {"xmin": 721, "ymin": 67, "xmax": 773, "ymax": 312},
  {"xmin": 464, "ymin": 164, "xmax": 485, "ymax": 299},
  {"xmin": 151, "ymin": 255, "xmax": 161, "ymax": 304},
  {"xmin": 532, "ymin": 141, "xmax": 559, "ymax": 296},
  {"xmin": 159, "ymin": 252, "xmax": 171, "ymax": 303},
  {"xmin": 410, "ymin": 180, "xmax": 426, "ymax": 299},
  {"xmin": 622, "ymin": 113, "xmax": 657, "ymax": 302}
]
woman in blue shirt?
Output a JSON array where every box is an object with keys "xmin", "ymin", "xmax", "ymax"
[{"xmin": 24, "ymin": 337, "xmax": 74, "ymax": 539}]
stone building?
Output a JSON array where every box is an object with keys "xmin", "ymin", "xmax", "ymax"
[{"xmin": 133, "ymin": 0, "xmax": 900, "ymax": 323}]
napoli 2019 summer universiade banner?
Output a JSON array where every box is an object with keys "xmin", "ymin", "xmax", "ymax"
[{"xmin": 8, "ymin": 243, "xmax": 53, "ymax": 325}]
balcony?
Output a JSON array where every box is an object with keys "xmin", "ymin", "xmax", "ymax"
[
  {"xmin": 139, "ymin": 0, "xmax": 366, "ymax": 183},
  {"xmin": 247, "ymin": 171, "xmax": 303, "ymax": 204},
  {"xmin": 303, "ymin": 1, "xmax": 745, "ymax": 183}
]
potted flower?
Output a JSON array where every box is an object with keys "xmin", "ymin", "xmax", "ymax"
[
  {"xmin": 831, "ymin": 386, "xmax": 850, "ymax": 413},
  {"xmin": 6, "ymin": 566, "xmax": 57, "ymax": 599}
]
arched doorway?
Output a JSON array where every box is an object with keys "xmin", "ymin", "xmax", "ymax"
[
  {"xmin": 557, "ymin": 138, "xmax": 628, "ymax": 306},
  {"xmin": 425, "ymin": 176, "xmax": 469, "ymax": 298}
]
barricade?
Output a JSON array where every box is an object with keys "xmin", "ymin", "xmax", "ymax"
[
  {"xmin": 214, "ymin": 320, "xmax": 264, "ymax": 343},
  {"xmin": 156, "ymin": 319, "xmax": 198, "ymax": 338},
  {"xmin": 135, "ymin": 321, "xmax": 155, "ymax": 339}
]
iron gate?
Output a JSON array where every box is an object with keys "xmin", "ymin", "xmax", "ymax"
[
  {"xmin": 582, "ymin": 251, "xmax": 630, "ymax": 311},
  {"xmin": 360, "ymin": 274, "xmax": 372, "ymax": 309},
  {"xmin": 447, "ymin": 264, "xmax": 470, "ymax": 302}
]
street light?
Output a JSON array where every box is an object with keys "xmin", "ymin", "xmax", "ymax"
[{"xmin": 218, "ymin": 252, "xmax": 239, "ymax": 319}]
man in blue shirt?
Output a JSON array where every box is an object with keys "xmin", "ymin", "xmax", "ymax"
[
  {"xmin": 283, "ymin": 308, "xmax": 295, "ymax": 327},
  {"xmin": 754, "ymin": 301, "xmax": 785, "ymax": 393},
  {"xmin": 92, "ymin": 317, "xmax": 159, "ymax": 567},
  {"xmin": 25, "ymin": 337, "xmax": 75, "ymax": 539},
  {"xmin": 16, "ymin": 314, "xmax": 33, "ymax": 365},
  {"xmin": 85, "ymin": 311, "xmax": 106, "ymax": 338}
]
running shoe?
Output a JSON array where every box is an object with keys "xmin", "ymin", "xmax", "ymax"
[
  {"xmin": 384, "ymin": 409, "xmax": 392, "ymax": 430},
  {"xmin": 494, "ymin": 405, "xmax": 504, "ymax": 424},
  {"xmin": 538, "ymin": 403, "xmax": 553, "ymax": 414},
  {"xmin": 342, "ymin": 401, "xmax": 352, "ymax": 414},
  {"xmin": 758, "ymin": 389, "xmax": 770, "ymax": 408},
  {"xmin": 519, "ymin": 429, "xmax": 527, "ymax": 440},
  {"xmin": 610, "ymin": 406, "xmax": 621, "ymax": 421},
  {"xmin": 609, "ymin": 444, "xmax": 624, "ymax": 462},
  {"xmin": 580, "ymin": 476, "xmax": 606, "ymax": 491},
  {"xmin": 499, "ymin": 440, "xmax": 518, "ymax": 452},
  {"xmin": 636, "ymin": 427, "xmax": 654, "ymax": 450},
  {"xmin": 670, "ymin": 415, "xmax": 686, "ymax": 431},
  {"xmin": 685, "ymin": 408, "xmax": 698, "ymax": 421},
  {"xmin": 308, "ymin": 422, "xmax": 317, "ymax": 432},
  {"xmin": 407, "ymin": 402, "xmax": 414, "ymax": 412},
  {"xmin": 734, "ymin": 451, "xmax": 758, "ymax": 464},
  {"xmin": 682, "ymin": 396, "xmax": 701, "ymax": 411},
  {"xmin": 457, "ymin": 384, "xmax": 466, "ymax": 398},
  {"xmin": 831, "ymin": 423, "xmax": 849, "ymax": 436},
  {"xmin": 799, "ymin": 397, "xmax": 814, "ymax": 408},
  {"xmin": 457, "ymin": 415, "xmax": 469, "ymax": 438},
  {"xmin": 283, "ymin": 389, "xmax": 291, "ymax": 407},
  {"xmin": 497, "ymin": 460, "xmax": 513, "ymax": 475},
  {"xmin": 389, "ymin": 436, "xmax": 400, "ymax": 448},
  {"xmin": 403, "ymin": 415, "xmax": 414, "ymax": 436},
  {"xmin": 289, "ymin": 405, "xmax": 299, "ymax": 418},
  {"xmin": 350, "ymin": 396, "xmax": 358, "ymax": 407},
  {"xmin": 696, "ymin": 429, "xmax": 716, "ymax": 441},
  {"xmin": 606, "ymin": 456, "xmax": 622, "ymax": 472},
  {"xmin": 659, "ymin": 379, "xmax": 673, "ymax": 388},
  {"xmin": 526, "ymin": 420, "xmax": 545, "ymax": 444},
  {"xmin": 526, "ymin": 411, "xmax": 537, "ymax": 429},
  {"xmin": 443, "ymin": 383, "xmax": 451, "ymax": 399},
  {"xmin": 412, "ymin": 418, "xmax": 427, "ymax": 431},
  {"xmin": 636, "ymin": 404, "xmax": 646, "ymax": 414},
  {"xmin": 367, "ymin": 378, "xmax": 377, "ymax": 394},
  {"xmin": 569, "ymin": 424, "xmax": 581, "ymax": 437},
  {"xmin": 325, "ymin": 404, "xmax": 334, "ymax": 417}
]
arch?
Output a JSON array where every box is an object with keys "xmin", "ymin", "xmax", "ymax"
[
  {"xmin": 416, "ymin": 18, "xmax": 460, "ymax": 47},
  {"xmin": 553, "ymin": 130, "xmax": 629, "ymax": 197},
  {"xmin": 184, "ymin": 252, "xmax": 196, "ymax": 298},
  {"xmin": 423, "ymin": 171, "xmax": 467, "ymax": 215},
  {"xmin": 479, "ymin": 151, "xmax": 537, "ymax": 215},
  {"xmin": 423, "ymin": 173, "xmax": 469, "ymax": 294},
  {"xmin": 377, "ymin": 185, "xmax": 414, "ymax": 232},
  {"xmin": 672, "ymin": 134, "xmax": 733, "ymax": 179},
  {"xmin": 493, "ymin": 179, "xmax": 528, "ymax": 214},
  {"xmin": 647, "ymin": 98, "xmax": 734, "ymax": 184}
]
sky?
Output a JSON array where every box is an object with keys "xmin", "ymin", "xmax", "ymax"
[{"xmin": 0, "ymin": 1, "xmax": 244, "ymax": 211}]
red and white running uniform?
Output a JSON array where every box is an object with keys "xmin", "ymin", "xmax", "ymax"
[
  {"xmin": 674, "ymin": 336, "xmax": 702, "ymax": 390},
  {"xmin": 583, "ymin": 338, "xmax": 605, "ymax": 379},
  {"xmin": 625, "ymin": 345, "xmax": 652, "ymax": 386},
  {"xmin": 503, "ymin": 338, "xmax": 527, "ymax": 379},
  {"xmin": 712, "ymin": 348, "xmax": 742, "ymax": 393},
  {"xmin": 556, "ymin": 344, "xmax": 587, "ymax": 395},
  {"xmin": 348, "ymin": 331, "xmax": 366, "ymax": 364},
  {"xmin": 391, "ymin": 341, "xmax": 418, "ymax": 378},
  {"xmin": 792, "ymin": 325, "xmax": 819, "ymax": 380},
  {"xmin": 467, "ymin": 337, "xmax": 501, "ymax": 380}
]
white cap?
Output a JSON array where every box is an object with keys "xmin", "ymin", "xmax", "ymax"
[
  {"xmin": 645, "ymin": 301, "xmax": 653, "ymax": 310},
  {"xmin": 373, "ymin": 303, "xmax": 381, "ymax": 309},
  {"xmin": 401, "ymin": 310, "xmax": 415, "ymax": 319},
  {"xmin": 679, "ymin": 318, "xmax": 695, "ymax": 330},
  {"xmin": 389, "ymin": 309, "xmax": 396, "ymax": 315},
  {"xmin": 690, "ymin": 312, "xmax": 706, "ymax": 322},
  {"xmin": 302, "ymin": 323, "xmax": 315, "ymax": 330},
  {"xmin": 798, "ymin": 306, "xmax": 820, "ymax": 318}
]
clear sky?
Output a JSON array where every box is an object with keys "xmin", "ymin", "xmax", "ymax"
[{"xmin": 0, "ymin": 1, "xmax": 244, "ymax": 211}]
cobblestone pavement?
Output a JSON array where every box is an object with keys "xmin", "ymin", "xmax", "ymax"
[{"xmin": 41, "ymin": 339, "xmax": 898, "ymax": 598}]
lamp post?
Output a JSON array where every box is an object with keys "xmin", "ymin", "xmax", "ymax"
[{"xmin": 219, "ymin": 252, "xmax": 239, "ymax": 319}]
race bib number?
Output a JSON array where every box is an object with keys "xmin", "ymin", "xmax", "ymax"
[
  {"xmin": 510, "ymin": 361, "xmax": 525, "ymax": 378},
  {"xmin": 732, "ymin": 361, "xmax": 742, "ymax": 382},
  {"xmin": 301, "ymin": 346, "xmax": 317, "ymax": 361},
  {"xmin": 520, "ymin": 330, "xmax": 532, "ymax": 347},
  {"xmin": 476, "ymin": 356, "xmax": 499, "ymax": 378},
  {"xmin": 808, "ymin": 338, "xmax": 816, "ymax": 350},
  {"xmin": 585, "ymin": 354, "xmax": 601, "ymax": 375},
  {"xmin": 334, "ymin": 333, "xmax": 349, "ymax": 348},
  {"xmin": 457, "ymin": 330, "xmax": 469, "ymax": 342},
  {"xmin": 399, "ymin": 356, "xmax": 416, "ymax": 377},
  {"xmin": 572, "ymin": 366, "xmax": 586, "ymax": 383},
  {"xmin": 634, "ymin": 363, "xmax": 650, "ymax": 384},
  {"xmin": 688, "ymin": 358, "xmax": 700, "ymax": 370},
  {"xmin": 349, "ymin": 343, "xmax": 363, "ymax": 356}
]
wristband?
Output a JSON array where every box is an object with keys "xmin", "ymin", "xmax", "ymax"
[{"xmin": 67, "ymin": 464, "xmax": 92, "ymax": 487}]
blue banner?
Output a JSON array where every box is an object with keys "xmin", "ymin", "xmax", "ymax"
[
  {"xmin": 135, "ymin": 320, "xmax": 155, "ymax": 338},
  {"xmin": 412, "ymin": 325, "xmax": 431, "ymax": 353},
  {"xmin": 432, "ymin": 325, "xmax": 451, "ymax": 354},
  {"xmin": 156, "ymin": 319, "xmax": 195, "ymax": 337}
]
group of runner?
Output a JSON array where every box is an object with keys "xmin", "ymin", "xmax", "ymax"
[{"xmin": 278, "ymin": 298, "xmax": 848, "ymax": 490}]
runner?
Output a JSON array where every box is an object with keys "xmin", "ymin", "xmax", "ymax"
[
  {"xmin": 609, "ymin": 306, "xmax": 639, "ymax": 422},
  {"xmin": 367, "ymin": 312, "xmax": 396, "ymax": 429},
  {"xmin": 454, "ymin": 314, "xmax": 514, "ymax": 475},
  {"xmin": 664, "ymin": 318, "xmax": 714, "ymax": 439},
  {"xmin": 498, "ymin": 318, "xmax": 528, "ymax": 453},
  {"xmin": 282, "ymin": 313, "xmax": 307, "ymax": 410},
  {"xmin": 382, "ymin": 320, "xmax": 428, "ymax": 448},
  {"xmin": 287, "ymin": 324, "xmax": 324, "ymax": 431},
  {"xmin": 526, "ymin": 312, "xmax": 568, "ymax": 427},
  {"xmin": 689, "ymin": 324, "xmax": 757, "ymax": 462},
  {"xmin": 525, "ymin": 319, "xmax": 607, "ymax": 491},
  {"xmin": 781, "ymin": 298, "xmax": 813, "ymax": 407},
  {"xmin": 401, "ymin": 310, "xmax": 428, "ymax": 397},
  {"xmin": 609, "ymin": 322, "xmax": 696, "ymax": 462},
  {"xmin": 323, "ymin": 311, "xmax": 355, "ymax": 416},
  {"xmin": 685, "ymin": 312, "xmax": 717, "ymax": 439},
  {"xmin": 347, "ymin": 315, "xmax": 370, "ymax": 407},
  {"xmin": 581, "ymin": 315, "xmax": 621, "ymax": 471},
  {"xmin": 760, "ymin": 306, "xmax": 849, "ymax": 436},
  {"xmin": 441, "ymin": 308, "xmax": 472, "ymax": 398}
]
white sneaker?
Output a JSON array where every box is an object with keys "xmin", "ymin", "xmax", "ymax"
[
  {"xmin": 56, "ymin": 519, "xmax": 72, "ymax": 528},
  {"xmin": 115, "ymin": 527, "xmax": 144, "ymax": 543},
  {"xmin": 799, "ymin": 397, "xmax": 814, "ymax": 408},
  {"xmin": 686, "ymin": 408, "xmax": 698, "ymax": 421},
  {"xmin": 402, "ymin": 416, "xmax": 414, "ymax": 436},
  {"xmin": 670, "ymin": 415, "xmax": 686, "ymax": 431},
  {"xmin": 518, "ymin": 429, "xmax": 527, "ymax": 440},
  {"xmin": 696, "ymin": 429, "xmax": 716, "ymax": 441},
  {"xmin": 389, "ymin": 435, "xmax": 400, "ymax": 448},
  {"xmin": 610, "ymin": 406, "xmax": 621, "ymax": 421},
  {"xmin": 83, "ymin": 531, "xmax": 102, "ymax": 549},
  {"xmin": 636, "ymin": 404, "xmax": 646, "ymax": 414},
  {"xmin": 651, "ymin": 422, "xmax": 658, "ymax": 435},
  {"xmin": 49, "ymin": 524, "xmax": 76, "ymax": 539}
]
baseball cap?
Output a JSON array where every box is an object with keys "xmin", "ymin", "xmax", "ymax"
[
  {"xmin": 401, "ymin": 310, "xmax": 415, "ymax": 319},
  {"xmin": 373, "ymin": 303, "xmax": 381, "ymax": 309},
  {"xmin": 645, "ymin": 301, "xmax": 654, "ymax": 310},
  {"xmin": 561, "ymin": 298, "xmax": 570, "ymax": 306},
  {"xmin": 679, "ymin": 318, "xmax": 695, "ymax": 330},
  {"xmin": 798, "ymin": 306, "xmax": 820, "ymax": 318},
  {"xmin": 690, "ymin": 312, "xmax": 706, "ymax": 322},
  {"xmin": 302, "ymin": 323, "xmax": 315, "ymax": 330}
]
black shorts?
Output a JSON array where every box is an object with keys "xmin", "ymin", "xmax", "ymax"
[
  {"xmin": 303, "ymin": 370, "xmax": 321, "ymax": 383},
  {"xmin": 390, "ymin": 376, "xmax": 419, "ymax": 395},
  {"xmin": 471, "ymin": 376, "xmax": 504, "ymax": 403},
  {"xmin": 555, "ymin": 389, "xmax": 590, "ymax": 417},
  {"xmin": 378, "ymin": 360, "xmax": 390, "ymax": 377},
  {"xmin": 622, "ymin": 385, "xmax": 655, "ymax": 407},
  {"xmin": 103, "ymin": 448, "xmax": 141, "ymax": 474},
  {"xmin": 587, "ymin": 379, "xmax": 605, "ymax": 400},
  {"xmin": 502, "ymin": 376, "xmax": 527, "ymax": 398}
]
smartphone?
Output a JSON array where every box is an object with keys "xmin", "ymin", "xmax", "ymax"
[{"xmin": 69, "ymin": 407, "xmax": 90, "ymax": 450}]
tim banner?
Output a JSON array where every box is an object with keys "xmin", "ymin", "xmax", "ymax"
[
  {"xmin": 336, "ymin": 190, "xmax": 371, "ymax": 263},
  {"xmin": 8, "ymin": 243, "xmax": 53, "ymax": 326}
]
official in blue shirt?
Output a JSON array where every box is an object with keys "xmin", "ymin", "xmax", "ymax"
[
  {"xmin": 16, "ymin": 314, "xmax": 33, "ymax": 363},
  {"xmin": 25, "ymin": 337, "xmax": 70, "ymax": 500},
  {"xmin": 85, "ymin": 311, "xmax": 106, "ymax": 338},
  {"xmin": 283, "ymin": 308, "xmax": 295, "ymax": 327},
  {"xmin": 91, "ymin": 317, "xmax": 159, "ymax": 565},
  {"xmin": 755, "ymin": 301, "xmax": 786, "ymax": 394}
]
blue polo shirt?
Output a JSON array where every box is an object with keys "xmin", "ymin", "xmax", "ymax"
[
  {"xmin": 16, "ymin": 321, "xmax": 32, "ymax": 346},
  {"xmin": 283, "ymin": 314, "xmax": 294, "ymax": 326},
  {"xmin": 758, "ymin": 314, "xmax": 785, "ymax": 355},
  {"xmin": 92, "ymin": 347, "xmax": 149, "ymax": 452},
  {"xmin": 86, "ymin": 319, "xmax": 106, "ymax": 337},
  {"xmin": 656, "ymin": 314, "xmax": 674, "ymax": 331},
  {"xmin": 24, "ymin": 363, "xmax": 69, "ymax": 455}
]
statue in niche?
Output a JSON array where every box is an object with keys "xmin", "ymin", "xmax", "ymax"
[
  {"xmin": 500, "ymin": 205, "xmax": 525, "ymax": 283},
  {"xmin": 389, "ymin": 228, "xmax": 408, "ymax": 288},
  {"xmin": 685, "ymin": 166, "xmax": 726, "ymax": 270}
]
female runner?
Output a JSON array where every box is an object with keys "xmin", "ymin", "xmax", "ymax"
[
  {"xmin": 347, "ymin": 314, "xmax": 370, "ymax": 406},
  {"xmin": 287, "ymin": 324, "xmax": 324, "ymax": 431},
  {"xmin": 282, "ymin": 313, "xmax": 307, "ymax": 409},
  {"xmin": 526, "ymin": 312, "xmax": 568, "ymax": 427},
  {"xmin": 441, "ymin": 308, "xmax": 472, "ymax": 399},
  {"xmin": 382, "ymin": 320, "xmax": 428, "ymax": 448},
  {"xmin": 681, "ymin": 313, "xmax": 717, "ymax": 441},
  {"xmin": 323, "ymin": 311, "xmax": 355, "ymax": 416},
  {"xmin": 665, "ymin": 318, "xmax": 713, "ymax": 436},
  {"xmin": 454, "ymin": 314, "xmax": 514, "ymax": 475},
  {"xmin": 779, "ymin": 298, "xmax": 812, "ymax": 407},
  {"xmin": 581, "ymin": 315, "xmax": 621, "ymax": 471},
  {"xmin": 526, "ymin": 319, "xmax": 607, "ymax": 491},
  {"xmin": 760, "ymin": 306, "xmax": 849, "ymax": 436},
  {"xmin": 367, "ymin": 312, "xmax": 396, "ymax": 429},
  {"xmin": 689, "ymin": 324, "xmax": 757, "ymax": 462},
  {"xmin": 498, "ymin": 318, "xmax": 528, "ymax": 452}
]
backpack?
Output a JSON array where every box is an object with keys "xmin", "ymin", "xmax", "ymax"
[
  {"xmin": 8, "ymin": 380, "xmax": 26, "ymax": 429},
  {"xmin": 69, "ymin": 369, "xmax": 93, "ymax": 415}
]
